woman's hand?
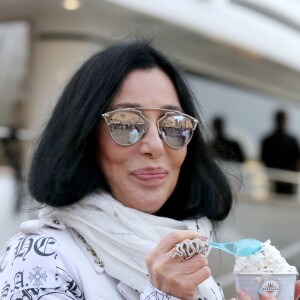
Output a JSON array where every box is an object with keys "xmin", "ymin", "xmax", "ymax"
[
  {"xmin": 146, "ymin": 230, "xmax": 209, "ymax": 300},
  {"xmin": 235, "ymin": 280, "xmax": 300, "ymax": 300}
]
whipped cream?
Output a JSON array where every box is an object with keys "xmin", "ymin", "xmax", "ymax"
[{"xmin": 234, "ymin": 240, "xmax": 298, "ymax": 274}]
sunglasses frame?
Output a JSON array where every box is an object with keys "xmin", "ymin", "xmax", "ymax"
[{"xmin": 102, "ymin": 108, "xmax": 199, "ymax": 149}]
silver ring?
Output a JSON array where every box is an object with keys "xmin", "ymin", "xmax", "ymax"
[{"xmin": 169, "ymin": 238, "xmax": 206, "ymax": 261}]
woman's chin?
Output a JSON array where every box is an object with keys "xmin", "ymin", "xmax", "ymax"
[{"xmin": 128, "ymin": 194, "xmax": 168, "ymax": 214}]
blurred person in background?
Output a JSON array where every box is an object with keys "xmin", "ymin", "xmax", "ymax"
[
  {"xmin": 261, "ymin": 110, "xmax": 300, "ymax": 195},
  {"xmin": 0, "ymin": 41, "xmax": 299, "ymax": 300},
  {"xmin": 210, "ymin": 116, "xmax": 245, "ymax": 163}
]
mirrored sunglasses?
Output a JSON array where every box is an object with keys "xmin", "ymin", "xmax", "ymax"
[{"xmin": 102, "ymin": 108, "xmax": 198, "ymax": 149}]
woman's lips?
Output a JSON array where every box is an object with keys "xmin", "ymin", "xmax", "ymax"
[{"xmin": 131, "ymin": 168, "xmax": 167, "ymax": 181}]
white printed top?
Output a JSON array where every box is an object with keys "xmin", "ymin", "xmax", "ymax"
[{"xmin": 0, "ymin": 221, "xmax": 225, "ymax": 300}]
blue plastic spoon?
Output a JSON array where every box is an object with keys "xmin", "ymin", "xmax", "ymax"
[{"xmin": 209, "ymin": 238, "xmax": 262, "ymax": 257}]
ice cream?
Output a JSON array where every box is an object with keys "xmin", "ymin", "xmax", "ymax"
[
  {"xmin": 234, "ymin": 239, "xmax": 298, "ymax": 274},
  {"xmin": 234, "ymin": 240, "xmax": 298, "ymax": 300}
]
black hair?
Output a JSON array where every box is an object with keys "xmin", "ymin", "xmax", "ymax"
[
  {"xmin": 275, "ymin": 110, "xmax": 286, "ymax": 129},
  {"xmin": 28, "ymin": 40, "xmax": 232, "ymax": 223}
]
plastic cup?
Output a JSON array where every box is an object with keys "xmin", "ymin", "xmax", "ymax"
[{"xmin": 235, "ymin": 273, "xmax": 298, "ymax": 300}]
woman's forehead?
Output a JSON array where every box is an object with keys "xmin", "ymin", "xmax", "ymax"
[{"xmin": 110, "ymin": 68, "xmax": 180, "ymax": 109}]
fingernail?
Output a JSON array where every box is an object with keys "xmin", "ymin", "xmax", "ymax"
[
  {"xmin": 257, "ymin": 291, "xmax": 270, "ymax": 298},
  {"xmin": 197, "ymin": 233, "xmax": 207, "ymax": 240}
]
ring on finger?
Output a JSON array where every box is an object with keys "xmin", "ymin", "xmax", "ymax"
[{"xmin": 169, "ymin": 237, "xmax": 206, "ymax": 261}]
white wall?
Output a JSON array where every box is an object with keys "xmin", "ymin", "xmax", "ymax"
[{"xmin": 25, "ymin": 39, "xmax": 102, "ymax": 131}]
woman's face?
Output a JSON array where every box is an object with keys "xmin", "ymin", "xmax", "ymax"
[{"xmin": 96, "ymin": 68, "xmax": 187, "ymax": 213}]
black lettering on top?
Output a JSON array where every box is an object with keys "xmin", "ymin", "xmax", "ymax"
[
  {"xmin": 34, "ymin": 237, "xmax": 57, "ymax": 257},
  {"xmin": 0, "ymin": 282, "xmax": 10, "ymax": 298},
  {"xmin": 12, "ymin": 237, "xmax": 34, "ymax": 264},
  {"xmin": 13, "ymin": 271, "xmax": 24, "ymax": 291},
  {"xmin": 0, "ymin": 245, "xmax": 10, "ymax": 273}
]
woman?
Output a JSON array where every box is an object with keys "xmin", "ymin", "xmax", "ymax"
[{"xmin": 0, "ymin": 41, "xmax": 298, "ymax": 300}]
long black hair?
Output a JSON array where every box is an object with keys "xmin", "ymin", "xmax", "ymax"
[{"xmin": 28, "ymin": 40, "xmax": 232, "ymax": 222}]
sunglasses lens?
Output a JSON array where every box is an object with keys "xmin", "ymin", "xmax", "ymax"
[
  {"xmin": 108, "ymin": 111, "xmax": 145, "ymax": 145},
  {"xmin": 160, "ymin": 115, "xmax": 194, "ymax": 148}
]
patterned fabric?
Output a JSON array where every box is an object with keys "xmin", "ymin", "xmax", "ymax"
[
  {"xmin": 0, "ymin": 215, "xmax": 225, "ymax": 299},
  {"xmin": 141, "ymin": 282, "xmax": 179, "ymax": 300},
  {"xmin": 0, "ymin": 233, "xmax": 85, "ymax": 300},
  {"xmin": 38, "ymin": 191, "xmax": 213, "ymax": 293},
  {"xmin": 140, "ymin": 280, "xmax": 225, "ymax": 300}
]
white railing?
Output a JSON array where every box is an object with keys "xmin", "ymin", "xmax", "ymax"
[
  {"xmin": 233, "ymin": 160, "xmax": 300, "ymax": 201},
  {"xmin": 0, "ymin": 126, "xmax": 35, "ymax": 142}
]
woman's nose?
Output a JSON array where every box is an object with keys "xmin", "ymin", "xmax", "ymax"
[{"xmin": 139, "ymin": 123, "xmax": 164, "ymax": 158}]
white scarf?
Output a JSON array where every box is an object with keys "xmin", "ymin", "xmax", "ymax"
[{"xmin": 39, "ymin": 191, "xmax": 212, "ymax": 292}]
